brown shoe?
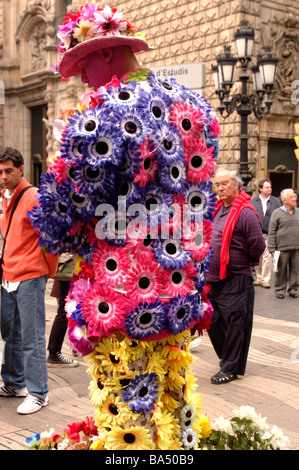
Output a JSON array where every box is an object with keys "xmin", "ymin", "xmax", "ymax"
[
  {"xmin": 262, "ymin": 282, "xmax": 271, "ymax": 288},
  {"xmin": 254, "ymin": 280, "xmax": 262, "ymax": 286}
]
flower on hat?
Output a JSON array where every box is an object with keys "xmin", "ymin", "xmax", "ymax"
[
  {"xmin": 73, "ymin": 20, "xmax": 94, "ymax": 43},
  {"xmin": 57, "ymin": 5, "xmax": 138, "ymax": 54},
  {"xmin": 91, "ymin": 6, "xmax": 128, "ymax": 37}
]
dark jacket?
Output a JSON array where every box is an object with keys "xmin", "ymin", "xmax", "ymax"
[{"xmin": 251, "ymin": 194, "xmax": 280, "ymax": 234}]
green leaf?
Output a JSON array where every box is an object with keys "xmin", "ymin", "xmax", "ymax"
[{"xmin": 124, "ymin": 69, "xmax": 151, "ymax": 83}]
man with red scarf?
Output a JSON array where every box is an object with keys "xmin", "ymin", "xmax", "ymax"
[{"xmin": 206, "ymin": 168, "xmax": 265, "ymax": 384}]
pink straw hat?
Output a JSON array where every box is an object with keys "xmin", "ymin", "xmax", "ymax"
[{"xmin": 56, "ymin": 4, "xmax": 150, "ymax": 79}]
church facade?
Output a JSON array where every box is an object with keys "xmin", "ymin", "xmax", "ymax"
[{"xmin": 1, "ymin": 0, "xmax": 298, "ymax": 194}]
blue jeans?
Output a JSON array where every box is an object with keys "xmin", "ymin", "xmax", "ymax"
[{"xmin": 0, "ymin": 276, "xmax": 48, "ymax": 399}]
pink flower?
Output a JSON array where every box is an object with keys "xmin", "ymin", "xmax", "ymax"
[
  {"xmin": 184, "ymin": 137, "xmax": 216, "ymax": 184},
  {"xmin": 68, "ymin": 325, "xmax": 95, "ymax": 356},
  {"xmin": 162, "ymin": 263, "xmax": 197, "ymax": 298},
  {"xmin": 79, "ymin": 4, "xmax": 99, "ymax": 21},
  {"xmin": 169, "ymin": 101, "xmax": 205, "ymax": 139},
  {"xmin": 125, "ymin": 222, "xmax": 154, "ymax": 260},
  {"xmin": 91, "ymin": 5, "xmax": 128, "ymax": 37},
  {"xmin": 81, "ymin": 281, "xmax": 126, "ymax": 338},
  {"xmin": 182, "ymin": 220, "xmax": 213, "ymax": 262},
  {"xmin": 133, "ymin": 139, "xmax": 158, "ymax": 187},
  {"xmin": 91, "ymin": 241, "xmax": 130, "ymax": 287},
  {"xmin": 209, "ymin": 117, "xmax": 221, "ymax": 138},
  {"xmin": 125, "ymin": 259, "xmax": 165, "ymax": 303},
  {"xmin": 67, "ymin": 277, "xmax": 91, "ymax": 304},
  {"xmin": 105, "ymin": 75, "xmax": 121, "ymax": 90},
  {"xmin": 48, "ymin": 153, "xmax": 73, "ymax": 184}
]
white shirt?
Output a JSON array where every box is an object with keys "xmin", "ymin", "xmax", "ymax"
[{"xmin": 259, "ymin": 195, "xmax": 270, "ymax": 216}]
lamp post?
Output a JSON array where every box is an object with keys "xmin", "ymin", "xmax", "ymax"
[{"xmin": 212, "ymin": 20, "xmax": 279, "ymax": 192}]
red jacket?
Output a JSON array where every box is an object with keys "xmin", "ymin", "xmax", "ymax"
[{"xmin": 1, "ymin": 178, "xmax": 58, "ymax": 282}]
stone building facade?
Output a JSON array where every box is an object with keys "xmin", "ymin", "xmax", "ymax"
[{"xmin": 0, "ymin": 0, "xmax": 299, "ymax": 194}]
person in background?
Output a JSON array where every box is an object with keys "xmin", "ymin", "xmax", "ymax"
[
  {"xmin": 206, "ymin": 168, "xmax": 265, "ymax": 385},
  {"xmin": 251, "ymin": 179, "xmax": 280, "ymax": 288},
  {"xmin": 47, "ymin": 254, "xmax": 79, "ymax": 367},
  {"xmin": 0, "ymin": 147, "xmax": 58, "ymax": 415},
  {"xmin": 268, "ymin": 188, "xmax": 299, "ymax": 299}
]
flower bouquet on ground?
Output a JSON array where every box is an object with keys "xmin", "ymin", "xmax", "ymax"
[
  {"xmin": 199, "ymin": 406, "xmax": 290, "ymax": 450},
  {"xmin": 24, "ymin": 406, "xmax": 290, "ymax": 450}
]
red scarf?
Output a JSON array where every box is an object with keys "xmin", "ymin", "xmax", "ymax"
[{"xmin": 213, "ymin": 190, "xmax": 260, "ymax": 280}]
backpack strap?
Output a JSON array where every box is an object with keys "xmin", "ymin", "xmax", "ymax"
[{"xmin": 1, "ymin": 185, "xmax": 34, "ymax": 258}]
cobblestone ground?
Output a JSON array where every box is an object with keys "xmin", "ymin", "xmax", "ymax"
[{"xmin": 0, "ymin": 277, "xmax": 298, "ymax": 450}]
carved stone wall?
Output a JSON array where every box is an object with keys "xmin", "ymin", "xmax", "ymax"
[{"xmin": 0, "ymin": 0, "xmax": 298, "ymax": 188}]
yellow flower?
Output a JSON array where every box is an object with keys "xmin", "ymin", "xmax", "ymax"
[
  {"xmin": 89, "ymin": 439, "xmax": 105, "ymax": 450},
  {"xmin": 94, "ymin": 336, "xmax": 129, "ymax": 377},
  {"xmin": 95, "ymin": 394, "xmax": 133, "ymax": 427},
  {"xmin": 161, "ymin": 345, "xmax": 193, "ymax": 372},
  {"xmin": 104, "ymin": 426, "xmax": 155, "ymax": 450},
  {"xmin": 75, "ymin": 256, "xmax": 84, "ymax": 273},
  {"xmin": 198, "ymin": 414, "xmax": 213, "ymax": 439},
  {"xmin": 73, "ymin": 20, "xmax": 93, "ymax": 42},
  {"xmin": 146, "ymin": 351, "xmax": 166, "ymax": 381},
  {"xmin": 189, "ymin": 391, "xmax": 203, "ymax": 416},
  {"xmin": 159, "ymin": 392, "xmax": 179, "ymax": 413},
  {"xmin": 89, "ymin": 376, "xmax": 110, "ymax": 407},
  {"xmin": 183, "ymin": 369, "xmax": 198, "ymax": 399},
  {"xmin": 164, "ymin": 369, "xmax": 185, "ymax": 391},
  {"xmin": 160, "ymin": 330, "xmax": 190, "ymax": 347},
  {"xmin": 152, "ymin": 408, "xmax": 180, "ymax": 450},
  {"xmin": 120, "ymin": 337, "xmax": 152, "ymax": 361}
]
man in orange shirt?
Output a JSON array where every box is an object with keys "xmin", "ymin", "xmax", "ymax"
[{"xmin": 0, "ymin": 147, "xmax": 58, "ymax": 414}]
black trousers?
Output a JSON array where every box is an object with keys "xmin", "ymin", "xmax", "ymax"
[
  {"xmin": 207, "ymin": 275, "xmax": 254, "ymax": 376},
  {"xmin": 48, "ymin": 281, "xmax": 71, "ymax": 354}
]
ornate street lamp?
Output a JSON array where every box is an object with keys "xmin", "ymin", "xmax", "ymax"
[{"xmin": 212, "ymin": 20, "xmax": 279, "ymax": 191}]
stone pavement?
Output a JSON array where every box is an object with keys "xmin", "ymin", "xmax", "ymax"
[{"xmin": 0, "ymin": 277, "xmax": 298, "ymax": 450}]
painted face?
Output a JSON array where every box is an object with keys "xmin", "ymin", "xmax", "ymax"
[
  {"xmin": 79, "ymin": 50, "xmax": 113, "ymax": 88},
  {"xmin": 214, "ymin": 171, "xmax": 239, "ymax": 206},
  {"xmin": 0, "ymin": 160, "xmax": 24, "ymax": 194},
  {"xmin": 79, "ymin": 47, "xmax": 128, "ymax": 89}
]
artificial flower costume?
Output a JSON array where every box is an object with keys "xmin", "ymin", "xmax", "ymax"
[{"xmin": 30, "ymin": 4, "xmax": 220, "ymax": 450}]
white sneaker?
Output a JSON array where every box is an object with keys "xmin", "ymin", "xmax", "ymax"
[
  {"xmin": 189, "ymin": 337, "xmax": 202, "ymax": 349},
  {"xmin": 0, "ymin": 385, "xmax": 28, "ymax": 398},
  {"xmin": 17, "ymin": 394, "xmax": 49, "ymax": 415}
]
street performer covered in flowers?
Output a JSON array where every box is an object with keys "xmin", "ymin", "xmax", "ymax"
[{"xmin": 29, "ymin": 3, "xmax": 220, "ymax": 450}]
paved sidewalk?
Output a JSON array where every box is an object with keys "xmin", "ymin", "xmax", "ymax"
[{"xmin": 0, "ymin": 278, "xmax": 298, "ymax": 450}]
